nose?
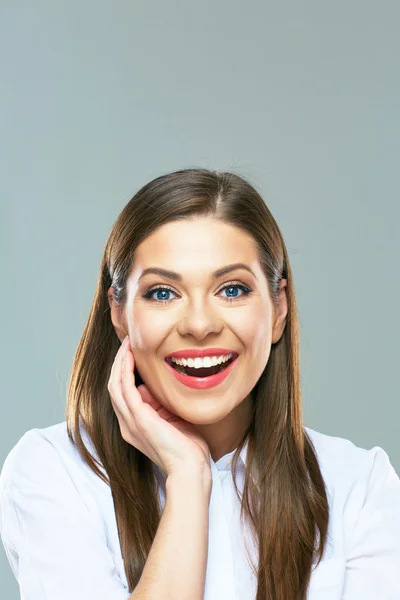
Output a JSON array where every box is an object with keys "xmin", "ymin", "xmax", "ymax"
[{"xmin": 176, "ymin": 299, "xmax": 223, "ymax": 340}]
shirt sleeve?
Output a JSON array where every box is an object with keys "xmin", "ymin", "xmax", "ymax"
[
  {"xmin": 0, "ymin": 431, "xmax": 131, "ymax": 600},
  {"xmin": 342, "ymin": 446, "xmax": 400, "ymax": 599}
]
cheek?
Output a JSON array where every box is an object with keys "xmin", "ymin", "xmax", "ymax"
[
  {"xmin": 129, "ymin": 306, "xmax": 167, "ymax": 350},
  {"xmin": 238, "ymin": 310, "xmax": 271, "ymax": 346},
  {"xmin": 236, "ymin": 309, "xmax": 272, "ymax": 371}
]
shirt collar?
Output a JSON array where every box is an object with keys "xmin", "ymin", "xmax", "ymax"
[{"xmin": 213, "ymin": 437, "xmax": 250, "ymax": 472}]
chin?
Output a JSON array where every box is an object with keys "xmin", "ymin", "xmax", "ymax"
[{"xmin": 174, "ymin": 403, "xmax": 231, "ymax": 425}]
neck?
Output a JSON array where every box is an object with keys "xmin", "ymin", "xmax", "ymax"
[{"xmin": 194, "ymin": 393, "xmax": 253, "ymax": 463}]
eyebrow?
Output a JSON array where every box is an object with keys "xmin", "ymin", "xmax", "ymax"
[{"xmin": 138, "ymin": 262, "xmax": 258, "ymax": 282}]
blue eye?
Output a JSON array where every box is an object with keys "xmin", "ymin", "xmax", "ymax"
[
  {"xmin": 153, "ymin": 288, "xmax": 174, "ymax": 302},
  {"xmin": 222, "ymin": 285, "xmax": 245, "ymax": 299},
  {"xmin": 142, "ymin": 283, "xmax": 252, "ymax": 304}
]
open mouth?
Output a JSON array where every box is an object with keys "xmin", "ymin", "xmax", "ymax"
[{"xmin": 165, "ymin": 354, "xmax": 238, "ymax": 378}]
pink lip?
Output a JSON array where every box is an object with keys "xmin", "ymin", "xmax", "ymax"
[
  {"xmin": 164, "ymin": 355, "xmax": 239, "ymax": 389},
  {"xmin": 165, "ymin": 348, "xmax": 238, "ymax": 359}
]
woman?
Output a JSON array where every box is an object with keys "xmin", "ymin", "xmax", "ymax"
[{"xmin": 1, "ymin": 168, "xmax": 399, "ymax": 600}]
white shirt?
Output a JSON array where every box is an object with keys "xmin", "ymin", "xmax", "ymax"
[{"xmin": 0, "ymin": 422, "xmax": 400, "ymax": 599}]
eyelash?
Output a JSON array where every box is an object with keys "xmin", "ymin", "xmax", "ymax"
[{"xmin": 142, "ymin": 281, "xmax": 253, "ymax": 305}]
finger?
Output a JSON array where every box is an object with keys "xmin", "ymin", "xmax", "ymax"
[
  {"xmin": 111, "ymin": 398, "xmax": 140, "ymax": 448},
  {"xmin": 109, "ymin": 338, "xmax": 133, "ymax": 423},
  {"xmin": 122, "ymin": 353, "xmax": 171, "ymax": 436},
  {"xmin": 137, "ymin": 385, "xmax": 162, "ymax": 411},
  {"xmin": 109, "ymin": 336, "xmax": 128, "ymax": 386},
  {"xmin": 110, "ymin": 383, "xmax": 131, "ymax": 425},
  {"xmin": 118, "ymin": 336, "xmax": 130, "ymax": 381},
  {"xmin": 108, "ymin": 336, "xmax": 126, "ymax": 393},
  {"xmin": 110, "ymin": 396, "xmax": 125, "ymax": 427},
  {"xmin": 121, "ymin": 345, "xmax": 142, "ymax": 414},
  {"xmin": 137, "ymin": 385, "xmax": 178, "ymax": 421},
  {"xmin": 121, "ymin": 347, "xmax": 175, "ymax": 438},
  {"xmin": 108, "ymin": 375, "xmax": 130, "ymax": 431}
]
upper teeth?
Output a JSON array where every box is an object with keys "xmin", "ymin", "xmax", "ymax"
[{"xmin": 170, "ymin": 353, "xmax": 233, "ymax": 368}]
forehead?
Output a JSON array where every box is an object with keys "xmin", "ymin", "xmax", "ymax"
[{"xmin": 132, "ymin": 218, "xmax": 260, "ymax": 273}]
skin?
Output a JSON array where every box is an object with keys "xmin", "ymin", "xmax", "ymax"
[{"xmin": 108, "ymin": 216, "xmax": 288, "ymax": 463}]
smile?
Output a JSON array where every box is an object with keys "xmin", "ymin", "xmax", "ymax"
[
  {"xmin": 167, "ymin": 353, "xmax": 236, "ymax": 374},
  {"xmin": 164, "ymin": 353, "xmax": 239, "ymax": 389}
]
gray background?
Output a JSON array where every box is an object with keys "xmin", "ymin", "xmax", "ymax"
[{"xmin": 1, "ymin": 1, "xmax": 399, "ymax": 596}]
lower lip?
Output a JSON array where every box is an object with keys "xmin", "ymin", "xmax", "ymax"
[{"xmin": 164, "ymin": 356, "xmax": 239, "ymax": 389}]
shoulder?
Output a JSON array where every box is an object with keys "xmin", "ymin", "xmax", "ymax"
[
  {"xmin": 0, "ymin": 425, "xmax": 130, "ymax": 595},
  {"xmin": 1, "ymin": 423, "xmax": 64, "ymax": 490},
  {"xmin": 304, "ymin": 425, "xmax": 398, "ymax": 487},
  {"xmin": 305, "ymin": 426, "xmax": 400, "ymax": 553},
  {"xmin": 304, "ymin": 425, "xmax": 399, "ymax": 494},
  {"xmin": 0, "ymin": 421, "xmax": 107, "ymax": 497}
]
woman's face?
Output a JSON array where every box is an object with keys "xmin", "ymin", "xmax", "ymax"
[{"xmin": 109, "ymin": 216, "xmax": 287, "ymax": 455}]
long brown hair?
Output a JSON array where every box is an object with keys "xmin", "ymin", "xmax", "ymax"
[{"xmin": 66, "ymin": 168, "xmax": 329, "ymax": 599}]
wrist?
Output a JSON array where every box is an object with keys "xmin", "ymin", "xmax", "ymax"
[{"xmin": 166, "ymin": 464, "xmax": 212, "ymax": 497}]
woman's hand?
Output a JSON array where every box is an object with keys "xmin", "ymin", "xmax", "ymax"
[{"xmin": 108, "ymin": 336, "xmax": 212, "ymax": 479}]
